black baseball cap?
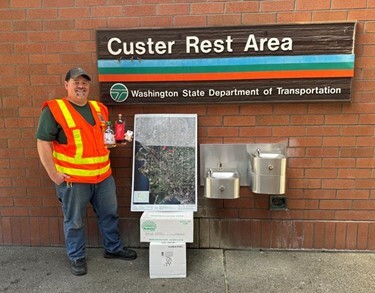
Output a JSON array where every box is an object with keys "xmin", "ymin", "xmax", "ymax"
[{"xmin": 65, "ymin": 67, "xmax": 91, "ymax": 81}]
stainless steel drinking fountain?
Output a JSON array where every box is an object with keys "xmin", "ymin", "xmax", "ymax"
[
  {"xmin": 204, "ymin": 164, "xmax": 240, "ymax": 199},
  {"xmin": 200, "ymin": 144, "xmax": 249, "ymax": 199},
  {"xmin": 200, "ymin": 143, "xmax": 287, "ymax": 198},
  {"xmin": 249, "ymin": 148, "xmax": 286, "ymax": 194}
]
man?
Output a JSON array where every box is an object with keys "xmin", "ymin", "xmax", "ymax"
[{"xmin": 35, "ymin": 67, "xmax": 137, "ymax": 276}]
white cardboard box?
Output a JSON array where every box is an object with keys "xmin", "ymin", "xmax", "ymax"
[
  {"xmin": 149, "ymin": 242, "xmax": 186, "ymax": 279},
  {"xmin": 140, "ymin": 211, "xmax": 194, "ymax": 243}
]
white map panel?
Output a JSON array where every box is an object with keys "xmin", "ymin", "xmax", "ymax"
[{"xmin": 131, "ymin": 114, "xmax": 198, "ymax": 212}]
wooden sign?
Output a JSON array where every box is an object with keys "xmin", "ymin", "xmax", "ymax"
[{"xmin": 96, "ymin": 22, "xmax": 356, "ymax": 105}]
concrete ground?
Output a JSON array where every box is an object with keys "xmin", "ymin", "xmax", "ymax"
[{"xmin": 1, "ymin": 246, "xmax": 375, "ymax": 293}]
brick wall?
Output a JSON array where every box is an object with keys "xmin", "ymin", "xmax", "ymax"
[{"xmin": 0, "ymin": 0, "xmax": 374, "ymax": 250}]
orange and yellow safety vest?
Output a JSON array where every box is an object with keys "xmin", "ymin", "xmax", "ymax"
[{"xmin": 43, "ymin": 98, "xmax": 111, "ymax": 184}]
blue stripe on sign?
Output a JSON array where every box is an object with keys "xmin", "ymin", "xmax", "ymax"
[{"xmin": 98, "ymin": 54, "xmax": 355, "ymax": 68}]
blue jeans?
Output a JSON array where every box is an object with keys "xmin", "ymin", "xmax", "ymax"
[{"xmin": 56, "ymin": 176, "xmax": 123, "ymax": 261}]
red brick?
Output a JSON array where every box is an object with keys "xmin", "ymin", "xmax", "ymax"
[
  {"xmin": 29, "ymin": 218, "xmax": 40, "ymax": 246},
  {"xmin": 75, "ymin": 18, "xmax": 107, "ymax": 30},
  {"xmin": 357, "ymin": 136, "xmax": 375, "ymax": 147},
  {"xmin": 273, "ymin": 126, "xmax": 306, "ymax": 137},
  {"xmin": 335, "ymin": 210, "xmax": 375, "ymax": 221},
  {"xmin": 224, "ymin": 220, "xmax": 252, "ymax": 249},
  {"xmin": 352, "ymin": 200, "xmax": 375, "ymax": 210},
  {"xmin": 323, "ymin": 158, "xmax": 356, "ymax": 168},
  {"xmin": 0, "ymin": 32, "xmax": 27, "ymax": 43},
  {"xmin": 44, "ymin": 0, "xmax": 74, "ymax": 7},
  {"xmin": 305, "ymin": 169, "xmax": 337, "ymax": 179},
  {"xmin": 291, "ymin": 115, "xmax": 324, "ymax": 125},
  {"xmin": 38, "ymin": 217, "xmax": 50, "ymax": 245},
  {"xmin": 174, "ymin": 16, "xmax": 206, "ymax": 27},
  {"xmin": 335, "ymin": 222, "xmax": 347, "ymax": 250},
  {"xmin": 341, "ymin": 126, "xmax": 373, "ymax": 136},
  {"xmin": 313, "ymin": 222, "xmax": 325, "ymax": 249},
  {"xmin": 1, "ymin": 208, "xmax": 29, "ymax": 217},
  {"xmin": 323, "ymin": 137, "xmax": 357, "ymax": 147},
  {"xmin": 355, "ymin": 179, "xmax": 375, "ymax": 189},
  {"xmin": 224, "ymin": 116, "xmax": 255, "ymax": 126},
  {"xmin": 339, "ymin": 169, "xmax": 372, "ymax": 179},
  {"xmin": 198, "ymin": 116, "xmax": 222, "ymax": 127},
  {"xmin": 357, "ymin": 222, "xmax": 369, "ymax": 250},
  {"xmin": 207, "ymin": 15, "xmax": 242, "ymax": 26},
  {"xmin": 332, "ymin": 0, "xmax": 366, "ymax": 9},
  {"xmin": 11, "ymin": 0, "xmax": 41, "ymax": 8},
  {"xmin": 296, "ymin": 0, "xmax": 330, "ymax": 10},
  {"xmin": 341, "ymin": 147, "xmax": 374, "ymax": 158},
  {"xmin": 0, "ymin": 43, "xmax": 13, "ymax": 54},
  {"xmin": 240, "ymin": 127, "xmax": 272, "ymax": 137},
  {"xmin": 260, "ymin": 0, "xmax": 294, "ymax": 12},
  {"xmin": 27, "ymin": 8, "xmax": 58, "ymax": 19},
  {"xmin": 209, "ymin": 219, "xmax": 221, "ymax": 248},
  {"xmin": 322, "ymin": 179, "xmax": 355, "ymax": 189},
  {"xmin": 29, "ymin": 207, "xmax": 58, "ymax": 217},
  {"xmin": 320, "ymin": 200, "xmax": 352, "ymax": 210},
  {"xmin": 48, "ymin": 217, "xmax": 61, "ymax": 245},
  {"xmin": 0, "ymin": 1, "xmax": 9, "ymax": 8},
  {"xmin": 87, "ymin": 217, "xmax": 100, "ymax": 246},
  {"xmin": 14, "ymin": 198, "xmax": 42, "ymax": 207},
  {"xmin": 306, "ymin": 126, "xmax": 340, "ymax": 136},
  {"xmin": 225, "ymin": 198, "xmax": 253, "ymax": 209},
  {"xmin": 28, "ymin": 31, "xmax": 58, "ymax": 42},
  {"xmin": 1, "ymin": 217, "xmax": 12, "ymax": 244},
  {"xmin": 12, "ymin": 20, "xmax": 42, "ymax": 31},
  {"xmin": 261, "ymin": 221, "xmax": 271, "ymax": 248},
  {"xmin": 20, "ymin": 217, "xmax": 31, "ymax": 245},
  {"xmin": 270, "ymin": 221, "xmax": 283, "ymax": 248},
  {"xmin": 306, "ymin": 147, "xmax": 339, "ymax": 158},
  {"xmin": 303, "ymin": 222, "xmax": 314, "ymax": 249},
  {"xmin": 288, "ymin": 158, "xmax": 322, "ymax": 168},
  {"xmin": 277, "ymin": 12, "xmax": 312, "ymax": 23},
  {"xmin": 256, "ymin": 115, "xmax": 289, "ymax": 125},
  {"xmin": 0, "ymin": 21, "xmax": 11, "ymax": 32},
  {"xmin": 324, "ymin": 222, "xmax": 336, "ymax": 249},
  {"xmin": 226, "ymin": 1, "xmax": 258, "ymax": 13},
  {"xmin": 304, "ymin": 210, "xmax": 335, "ymax": 220},
  {"xmin": 242, "ymin": 13, "xmax": 276, "ymax": 24},
  {"xmin": 240, "ymin": 104, "xmax": 273, "ymax": 115},
  {"xmin": 207, "ymin": 127, "xmax": 239, "ymax": 137},
  {"xmin": 337, "ymin": 190, "xmax": 369, "ymax": 199},
  {"xmin": 9, "ymin": 218, "xmax": 22, "ymax": 244},
  {"xmin": 191, "ymin": 2, "xmax": 224, "ymax": 14},
  {"xmin": 208, "ymin": 105, "xmax": 239, "ymax": 115},
  {"xmin": 43, "ymin": 19, "xmax": 75, "ymax": 31},
  {"xmin": 289, "ymin": 137, "xmax": 323, "ymax": 147},
  {"xmin": 368, "ymin": 224, "xmax": 375, "ymax": 250},
  {"xmin": 0, "ymin": 9, "xmax": 25, "ymax": 20},
  {"xmin": 158, "ymin": 4, "xmax": 190, "ymax": 15},
  {"xmin": 359, "ymin": 114, "xmax": 375, "ymax": 124}
]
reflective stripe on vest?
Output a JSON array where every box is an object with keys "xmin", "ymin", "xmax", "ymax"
[
  {"xmin": 55, "ymin": 163, "xmax": 111, "ymax": 177},
  {"xmin": 56, "ymin": 99, "xmax": 76, "ymax": 128}
]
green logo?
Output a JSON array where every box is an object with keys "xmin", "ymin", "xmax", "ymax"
[
  {"xmin": 110, "ymin": 83, "xmax": 128, "ymax": 102},
  {"xmin": 142, "ymin": 220, "xmax": 157, "ymax": 231}
]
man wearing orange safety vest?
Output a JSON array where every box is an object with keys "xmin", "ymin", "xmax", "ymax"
[{"xmin": 35, "ymin": 68, "xmax": 137, "ymax": 276}]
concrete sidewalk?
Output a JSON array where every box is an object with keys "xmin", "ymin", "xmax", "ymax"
[{"xmin": 1, "ymin": 246, "xmax": 375, "ymax": 293}]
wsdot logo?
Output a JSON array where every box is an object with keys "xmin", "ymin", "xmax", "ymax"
[{"xmin": 110, "ymin": 83, "xmax": 128, "ymax": 102}]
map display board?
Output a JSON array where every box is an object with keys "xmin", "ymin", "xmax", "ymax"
[{"xmin": 131, "ymin": 114, "xmax": 197, "ymax": 212}]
